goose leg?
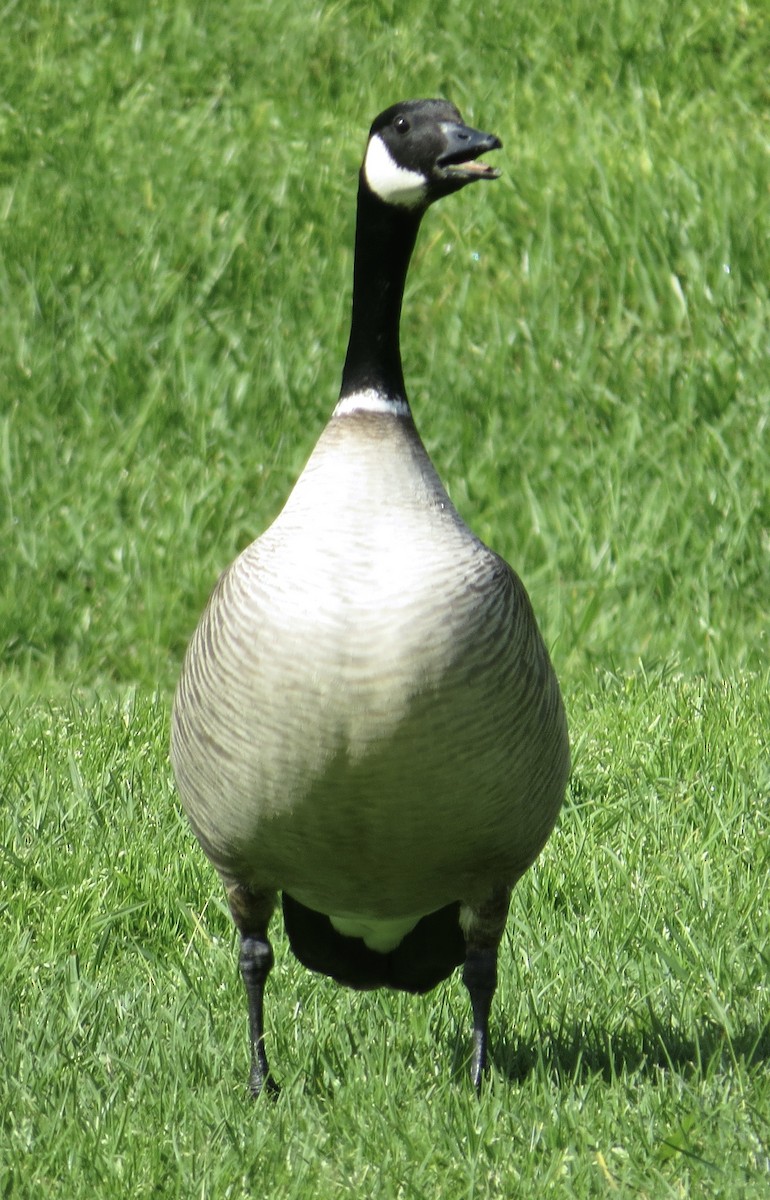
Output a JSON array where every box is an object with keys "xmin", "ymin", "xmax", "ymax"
[
  {"xmin": 226, "ymin": 885, "xmax": 279, "ymax": 1098},
  {"xmin": 462, "ymin": 946, "xmax": 498, "ymax": 1093},
  {"xmin": 461, "ymin": 886, "xmax": 511, "ymax": 1094},
  {"xmin": 239, "ymin": 933, "xmax": 279, "ymax": 1098}
]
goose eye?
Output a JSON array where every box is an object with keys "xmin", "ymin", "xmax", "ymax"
[{"xmin": 393, "ymin": 114, "xmax": 410, "ymax": 133}]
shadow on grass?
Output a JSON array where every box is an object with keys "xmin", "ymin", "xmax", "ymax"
[{"xmin": 449, "ymin": 1011, "xmax": 770, "ymax": 1086}]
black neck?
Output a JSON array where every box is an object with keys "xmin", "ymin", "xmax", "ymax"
[{"xmin": 339, "ymin": 179, "xmax": 423, "ymax": 403}]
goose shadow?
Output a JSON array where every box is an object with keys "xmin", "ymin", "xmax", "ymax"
[{"xmin": 447, "ymin": 1010, "xmax": 770, "ymax": 1085}]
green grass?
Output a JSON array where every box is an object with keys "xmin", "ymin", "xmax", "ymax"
[
  {"xmin": 3, "ymin": 678, "xmax": 769, "ymax": 1196},
  {"xmin": 2, "ymin": 0, "xmax": 769, "ymax": 1195}
]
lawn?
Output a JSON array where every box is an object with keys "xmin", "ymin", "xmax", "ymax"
[{"xmin": 2, "ymin": 1, "xmax": 769, "ymax": 1195}]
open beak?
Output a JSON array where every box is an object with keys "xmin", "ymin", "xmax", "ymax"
[{"xmin": 437, "ymin": 122, "xmax": 502, "ymax": 182}]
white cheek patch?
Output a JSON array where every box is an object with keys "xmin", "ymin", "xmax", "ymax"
[{"xmin": 364, "ymin": 134, "xmax": 428, "ymax": 208}]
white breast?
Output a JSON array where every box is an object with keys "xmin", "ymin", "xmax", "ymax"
[{"xmin": 172, "ymin": 409, "xmax": 569, "ymax": 924}]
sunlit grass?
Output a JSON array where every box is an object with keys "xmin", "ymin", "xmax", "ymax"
[
  {"xmin": 2, "ymin": 677, "xmax": 768, "ymax": 1196},
  {"xmin": 3, "ymin": 1, "xmax": 768, "ymax": 690},
  {"xmin": 2, "ymin": 0, "xmax": 769, "ymax": 1195}
]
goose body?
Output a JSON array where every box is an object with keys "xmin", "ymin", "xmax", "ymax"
[{"xmin": 171, "ymin": 99, "xmax": 570, "ymax": 1094}]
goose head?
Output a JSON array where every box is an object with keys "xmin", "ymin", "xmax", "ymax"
[{"xmin": 362, "ymin": 99, "xmax": 502, "ymax": 211}]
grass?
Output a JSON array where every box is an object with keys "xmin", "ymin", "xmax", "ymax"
[
  {"xmin": 3, "ymin": 678, "xmax": 768, "ymax": 1196},
  {"xmin": 1, "ymin": 0, "xmax": 769, "ymax": 1195}
]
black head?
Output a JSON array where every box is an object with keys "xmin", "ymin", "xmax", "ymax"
[{"xmin": 361, "ymin": 99, "xmax": 501, "ymax": 210}]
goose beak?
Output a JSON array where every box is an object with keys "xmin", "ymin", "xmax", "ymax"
[{"xmin": 437, "ymin": 122, "xmax": 502, "ymax": 182}]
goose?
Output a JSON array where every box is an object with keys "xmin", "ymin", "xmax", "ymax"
[{"xmin": 171, "ymin": 98, "xmax": 570, "ymax": 1097}]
